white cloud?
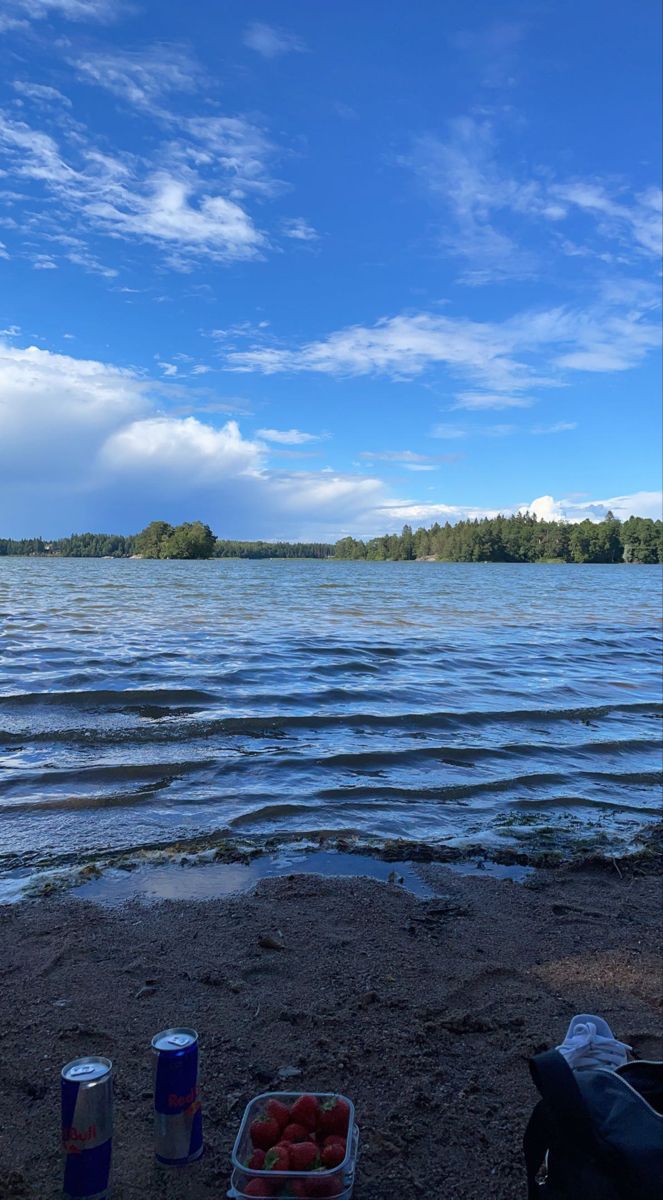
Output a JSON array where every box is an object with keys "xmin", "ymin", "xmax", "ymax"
[
  {"xmin": 257, "ymin": 428, "xmax": 321, "ymax": 445},
  {"xmin": 405, "ymin": 116, "xmax": 662, "ymax": 281},
  {"xmin": 281, "ymin": 217, "xmax": 319, "ymax": 241},
  {"xmin": 551, "ymin": 181, "xmax": 662, "ymax": 258},
  {"xmin": 406, "ymin": 118, "xmax": 541, "ymax": 282},
  {"xmin": 72, "ymin": 44, "xmax": 201, "ymax": 110},
  {"xmin": 370, "ymin": 491, "xmax": 662, "ymax": 532},
  {"xmin": 12, "ymin": 81, "xmax": 72, "ymax": 106},
  {"xmin": 359, "ymin": 450, "xmax": 457, "ymax": 470},
  {"xmin": 0, "ymin": 341, "xmax": 149, "ymax": 480},
  {"xmin": 530, "ymin": 421, "xmax": 577, "ymax": 435},
  {"xmin": 101, "ymin": 416, "xmax": 263, "ymax": 481},
  {"xmin": 0, "ymin": 339, "xmax": 387, "ymax": 537},
  {"xmin": 0, "ymin": 109, "xmax": 268, "ymax": 265},
  {"xmin": 522, "ymin": 493, "xmax": 663, "ymax": 523},
  {"xmin": 452, "ymin": 391, "xmax": 534, "ymax": 410},
  {"xmin": 2, "ymin": 0, "xmax": 122, "ymax": 23},
  {"xmin": 243, "ymin": 22, "xmax": 307, "ymax": 59},
  {"xmin": 225, "ymin": 294, "xmax": 661, "ymax": 393},
  {"xmin": 431, "ymin": 424, "xmax": 467, "ymax": 439}
]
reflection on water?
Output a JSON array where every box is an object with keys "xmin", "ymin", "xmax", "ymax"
[
  {"xmin": 0, "ymin": 558, "xmax": 661, "ymax": 889},
  {"xmin": 71, "ymin": 850, "xmax": 436, "ymax": 904}
]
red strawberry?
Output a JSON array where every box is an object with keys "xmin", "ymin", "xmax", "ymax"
[
  {"xmin": 250, "ymin": 1115, "xmax": 281, "ymax": 1150},
  {"xmin": 323, "ymin": 1135, "xmax": 346, "ymax": 1149},
  {"xmin": 244, "ymin": 1182, "xmax": 275, "ymax": 1197},
  {"xmin": 282, "ymin": 1122, "xmax": 309, "ymax": 1143},
  {"xmin": 289, "ymin": 1141, "xmax": 320, "ymax": 1171},
  {"xmin": 247, "ymin": 1148, "xmax": 266, "ymax": 1169},
  {"xmin": 290, "ymin": 1094, "xmax": 321, "ymax": 1131},
  {"xmin": 321, "ymin": 1139, "xmax": 346, "ymax": 1168},
  {"xmin": 266, "ymin": 1098, "xmax": 291, "ymax": 1130},
  {"xmin": 265, "ymin": 1143, "xmax": 291, "ymax": 1171},
  {"xmin": 318, "ymin": 1096, "xmax": 350, "ymax": 1137}
]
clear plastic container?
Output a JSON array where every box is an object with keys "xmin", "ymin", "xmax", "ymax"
[
  {"xmin": 228, "ymin": 1167, "xmax": 354, "ymax": 1198},
  {"xmin": 230, "ymin": 1091, "xmax": 358, "ymax": 1199}
]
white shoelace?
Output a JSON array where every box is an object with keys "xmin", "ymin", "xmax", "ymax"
[{"xmin": 557, "ymin": 1020, "xmax": 631, "ymax": 1072}]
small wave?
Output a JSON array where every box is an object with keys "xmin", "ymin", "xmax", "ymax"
[{"xmin": 0, "ymin": 687, "xmax": 215, "ymax": 708}]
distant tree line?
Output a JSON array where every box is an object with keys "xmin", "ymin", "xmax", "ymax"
[
  {"xmin": 0, "ymin": 513, "xmax": 661, "ymax": 563},
  {"xmin": 334, "ymin": 513, "xmax": 663, "ymax": 564}
]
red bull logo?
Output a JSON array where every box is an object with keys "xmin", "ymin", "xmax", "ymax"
[
  {"xmin": 167, "ymin": 1084, "xmax": 198, "ymax": 1110},
  {"xmin": 63, "ymin": 1124, "xmax": 98, "ymax": 1144}
]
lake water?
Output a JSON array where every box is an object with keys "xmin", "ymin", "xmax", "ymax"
[{"xmin": 0, "ymin": 559, "xmax": 661, "ymax": 894}]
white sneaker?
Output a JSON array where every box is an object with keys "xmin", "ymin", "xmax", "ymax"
[{"xmin": 556, "ymin": 1013, "xmax": 631, "ymax": 1072}]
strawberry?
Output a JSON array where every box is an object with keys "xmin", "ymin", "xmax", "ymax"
[
  {"xmin": 244, "ymin": 1182, "xmax": 275, "ymax": 1198},
  {"xmin": 318, "ymin": 1096, "xmax": 350, "ymax": 1137},
  {"xmin": 250, "ymin": 1115, "xmax": 281, "ymax": 1150},
  {"xmin": 265, "ymin": 1144, "xmax": 291, "ymax": 1171},
  {"xmin": 266, "ymin": 1098, "xmax": 292, "ymax": 1130},
  {"xmin": 288, "ymin": 1141, "xmax": 320, "ymax": 1171},
  {"xmin": 290, "ymin": 1094, "xmax": 321, "ymax": 1131},
  {"xmin": 321, "ymin": 1139, "xmax": 346, "ymax": 1168},
  {"xmin": 247, "ymin": 1148, "xmax": 266, "ymax": 1169},
  {"xmin": 303, "ymin": 1177, "xmax": 344, "ymax": 1198},
  {"xmin": 282, "ymin": 1122, "xmax": 310, "ymax": 1143},
  {"xmin": 323, "ymin": 1136, "xmax": 346, "ymax": 1149}
]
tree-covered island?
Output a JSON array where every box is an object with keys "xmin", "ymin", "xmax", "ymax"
[{"xmin": 1, "ymin": 513, "xmax": 661, "ymax": 563}]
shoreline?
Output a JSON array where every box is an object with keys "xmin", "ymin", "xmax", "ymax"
[
  {"xmin": 1, "ymin": 855, "xmax": 661, "ymax": 1199},
  {"xmin": 3, "ymin": 821, "xmax": 661, "ymax": 904}
]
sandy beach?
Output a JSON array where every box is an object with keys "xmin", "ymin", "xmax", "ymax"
[{"xmin": 1, "ymin": 851, "xmax": 661, "ymax": 1200}]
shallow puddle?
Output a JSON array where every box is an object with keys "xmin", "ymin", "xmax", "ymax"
[{"xmin": 70, "ymin": 849, "xmax": 438, "ymax": 904}]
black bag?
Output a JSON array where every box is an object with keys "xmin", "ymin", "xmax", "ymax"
[{"xmin": 523, "ymin": 1049, "xmax": 663, "ymax": 1198}]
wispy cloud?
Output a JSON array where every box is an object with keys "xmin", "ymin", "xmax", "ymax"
[
  {"xmin": 452, "ymin": 391, "xmax": 534, "ymax": 410},
  {"xmin": 1, "ymin": 0, "xmax": 123, "ymax": 26},
  {"xmin": 72, "ymin": 44, "xmax": 202, "ymax": 111},
  {"xmin": 243, "ymin": 21, "xmax": 307, "ymax": 59},
  {"xmin": 551, "ymin": 182, "xmax": 662, "ymax": 258},
  {"xmin": 281, "ymin": 217, "xmax": 319, "ymax": 242},
  {"xmin": 530, "ymin": 421, "xmax": 577, "ymax": 435},
  {"xmin": 430, "ymin": 424, "xmax": 467, "ymax": 439},
  {"xmin": 359, "ymin": 449, "xmax": 458, "ymax": 471},
  {"xmin": 257, "ymin": 428, "xmax": 322, "ymax": 445},
  {"xmin": 432, "ymin": 422, "xmax": 516, "ymax": 439},
  {"xmin": 405, "ymin": 115, "xmax": 662, "ymax": 283},
  {"xmin": 224, "ymin": 294, "xmax": 661, "ymax": 394},
  {"xmin": 12, "ymin": 81, "xmax": 72, "ymax": 106},
  {"xmin": 0, "ymin": 107, "xmax": 270, "ymax": 266}
]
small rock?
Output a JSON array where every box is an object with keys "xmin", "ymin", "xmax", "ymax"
[
  {"xmin": 135, "ymin": 985, "xmax": 157, "ymax": 999},
  {"xmin": 277, "ymin": 1065, "xmax": 303, "ymax": 1081},
  {"xmin": 258, "ymin": 933, "xmax": 285, "ymax": 951}
]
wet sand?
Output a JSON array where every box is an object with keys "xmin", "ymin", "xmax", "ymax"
[{"xmin": 0, "ymin": 858, "xmax": 661, "ymax": 1199}]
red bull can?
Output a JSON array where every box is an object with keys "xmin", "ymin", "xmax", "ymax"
[
  {"xmin": 61, "ymin": 1056, "xmax": 113, "ymax": 1200},
  {"xmin": 152, "ymin": 1027, "xmax": 203, "ymax": 1167}
]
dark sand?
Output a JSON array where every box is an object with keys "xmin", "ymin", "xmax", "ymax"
[{"xmin": 0, "ymin": 859, "xmax": 661, "ymax": 1199}]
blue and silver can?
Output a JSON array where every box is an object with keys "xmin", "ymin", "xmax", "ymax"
[
  {"xmin": 61, "ymin": 1056, "xmax": 113, "ymax": 1200},
  {"xmin": 152, "ymin": 1027, "xmax": 203, "ymax": 1167}
]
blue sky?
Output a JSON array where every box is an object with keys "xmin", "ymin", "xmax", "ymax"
[{"xmin": 0, "ymin": 0, "xmax": 661, "ymax": 539}]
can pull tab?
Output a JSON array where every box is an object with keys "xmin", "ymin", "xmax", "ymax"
[
  {"xmin": 167, "ymin": 1035, "xmax": 191, "ymax": 1047},
  {"xmin": 70, "ymin": 1064, "xmax": 98, "ymax": 1077}
]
